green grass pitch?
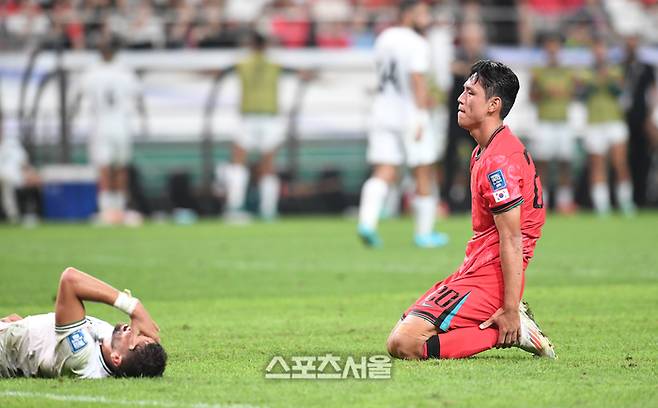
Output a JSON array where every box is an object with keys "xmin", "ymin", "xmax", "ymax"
[{"xmin": 0, "ymin": 213, "xmax": 657, "ymax": 407}]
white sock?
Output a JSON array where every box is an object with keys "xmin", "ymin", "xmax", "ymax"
[
  {"xmin": 556, "ymin": 186, "xmax": 573, "ymax": 207},
  {"xmin": 358, "ymin": 177, "xmax": 388, "ymax": 231},
  {"xmin": 225, "ymin": 164, "xmax": 249, "ymax": 212},
  {"xmin": 413, "ymin": 194, "xmax": 437, "ymax": 237},
  {"xmin": 259, "ymin": 174, "xmax": 280, "ymax": 219},
  {"xmin": 382, "ymin": 184, "xmax": 401, "ymax": 218},
  {"xmin": 616, "ymin": 181, "xmax": 635, "ymax": 212},
  {"xmin": 98, "ymin": 191, "xmax": 113, "ymax": 213},
  {"xmin": 113, "ymin": 191, "xmax": 127, "ymax": 211},
  {"xmin": 591, "ymin": 183, "xmax": 610, "ymax": 214}
]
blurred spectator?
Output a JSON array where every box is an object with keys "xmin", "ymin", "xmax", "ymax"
[
  {"xmin": 622, "ymin": 34, "xmax": 656, "ymax": 206},
  {"xmin": 581, "ymin": 38, "xmax": 635, "ymax": 215},
  {"xmin": 520, "ymin": 0, "xmax": 586, "ymax": 45},
  {"xmin": 529, "ymin": 33, "xmax": 579, "ymax": 213},
  {"xmin": 348, "ymin": 10, "xmax": 376, "ymax": 48},
  {"xmin": 312, "ymin": 0, "xmax": 351, "ymax": 48},
  {"xmin": 124, "ymin": 0, "xmax": 165, "ymax": 49},
  {"xmin": 192, "ymin": 0, "xmax": 239, "ymax": 48},
  {"xmin": 48, "ymin": 0, "xmax": 86, "ymax": 49},
  {"xmin": 166, "ymin": 0, "xmax": 197, "ymax": 48},
  {"xmin": 443, "ymin": 22, "xmax": 486, "ymax": 211},
  {"xmin": 267, "ymin": 0, "xmax": 312, "ymax": 47},
  {"xmin": 3, "ymin": 0, "xmax": 50, "ymax": 49}
]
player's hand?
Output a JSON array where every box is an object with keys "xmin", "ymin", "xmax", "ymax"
[
  {"xmin": 0, "ymin": 314, "xmax": 23, "ymax": 323},
  {"xmin": 129, "ymin": 302, "xmax": 160, "ymax": 348},
  {"xmin": 479, "ymin": 307, "xmax": 521, "ymax": 348}
]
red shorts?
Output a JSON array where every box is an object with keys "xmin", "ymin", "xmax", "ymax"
[{"xmin": 402, "ymin": 266, "xmax": 525, "ymax": 332}]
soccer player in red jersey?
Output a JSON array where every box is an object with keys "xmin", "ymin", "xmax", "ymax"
[{"xmin": 386, "ymin": 60, "xmax": 556, "ymax": 360}]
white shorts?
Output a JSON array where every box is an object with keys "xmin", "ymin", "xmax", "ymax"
[
  {"xmin": 234, "ymin": 114, "xmax": 286, "ymax": 153},
  {"xmin": 584, "ymin": 121, "xmax": 628, "ymax": 155},
  {"xmin": 531, "ymin": 121, "xmax": 575, "ymax": 161},
  {"xmin": 367, "ymin": 114, "xmax": 443, "ymax": 167},
  {"xmin": 89, "ymin": 133, "xmax": 132, "ymax": 167}
]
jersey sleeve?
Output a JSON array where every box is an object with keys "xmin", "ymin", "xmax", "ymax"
[
  {"xmin": 479, "ymin": 152, "xmax": 526, "ymax": 214},
  {"xmin": 409, "ymin": 38, "xmax": 430, "ymax": 73},
  {"xmin": 54, "ymin": 318, "xmax": 95, "ymax": 377}
]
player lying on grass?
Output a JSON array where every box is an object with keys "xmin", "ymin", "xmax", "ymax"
[
  {"xmin": 0, "ymin": 267, "xmax": 166, "ymax": 378},
  {"xmin": 387, "ymin": 60, "xmax": 556, "ymax": 360}
]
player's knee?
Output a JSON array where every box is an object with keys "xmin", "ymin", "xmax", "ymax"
[
  {"xmin": 386, "ymin": 332, "xmax": 423, "ymax": 360},
  {"xmin": 60, "ymin": 267, "xmax": 80, "ymax": 284}
]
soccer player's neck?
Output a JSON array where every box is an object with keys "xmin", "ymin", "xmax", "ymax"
[
  {"xmin": 100, "ymin": 340, "xmax": 119, "ymax": 375},
  {"xmin": 471, "ymin": 120, "xmax": 505, "ymax": 149}
]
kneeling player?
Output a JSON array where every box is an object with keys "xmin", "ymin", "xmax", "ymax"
[
  {"xmin": 0, "ymin": 267, "xmax": 166, "ymax": 378},
  {"xmin": 387, "ymin": 60, "xmax": 556, "ymax": 360}
]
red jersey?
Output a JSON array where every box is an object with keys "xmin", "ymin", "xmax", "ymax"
[{"xmin": 457, "ymin": 125, "xmax": 545, "ymax": 277}]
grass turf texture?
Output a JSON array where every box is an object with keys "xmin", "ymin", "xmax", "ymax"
[{"xmin": 0, "ymin": 213, "xmax": 657, "ymax": 408}]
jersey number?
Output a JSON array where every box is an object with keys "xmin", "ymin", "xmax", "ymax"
[{"xmin": 377, "ymin": 60, "xmax": 400, "ymax": 93}]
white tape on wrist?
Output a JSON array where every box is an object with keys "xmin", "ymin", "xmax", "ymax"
[{"xmin": 113, "ymin": 290, "xmax": 139, "ymax": 316}]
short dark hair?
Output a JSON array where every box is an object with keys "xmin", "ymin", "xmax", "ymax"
[
  {"xmin": 118, "ymin": 343, "xmax": 168, "ymax": 378},
  {"xmin": 250, "ymin": 31, "xmax": 267, "ymax": 50},
  {"xmin": 399, "ymin": 0, "xmax": 423, "ymax": 15},
  {"xmin": 469, "ymin": 59, "xmax": 520, "ymax": 119}
]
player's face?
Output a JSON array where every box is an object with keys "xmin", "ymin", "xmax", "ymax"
[
  {"xmin": 111, "ymin": 323, "xmax": 155, "ymax": 356},
  {"xmin": 457, "ymin": 74, "xmax": 489, "ymax": 130},
  {"xmin": 411, "ymin": 3, "xmax": 431, "ymax": 34}
]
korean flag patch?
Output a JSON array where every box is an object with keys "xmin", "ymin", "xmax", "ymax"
[
  {"xmin": 493, "ymin": 188, "xmax": 510, "ymax": 203},
  {"xmin": 67, "ymin": 330, "xmax": 88, "ymax": 354},
  {"xmin": 487, "ymin": 169, "xmax": 507, "ymax": 191}
]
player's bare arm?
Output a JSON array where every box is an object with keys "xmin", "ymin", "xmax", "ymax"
[
  {"xmin": 480, "ymin": 206, "xmax": 523, "ymax": 347},
  {"xmin": 55, "ymin": 267, "xmax": 160, "ymax": 347}
]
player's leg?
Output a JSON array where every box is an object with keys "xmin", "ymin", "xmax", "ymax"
[
  {"xmin": 257, "ymin": 149, "xmax": 280, "ymax": 220},
  {"xmin": 256, "ymin": 116, "xmax": 285, "ymax": 220},
  {"xmin": 358, "ymin": 129, "xmax": 402, "ymax": 247},
  {"xmin": 387, "ymin": 279, "xmax": 501, "ymax": 360},
  {"xmin": 224, "ymin": 143, "xmax": 250, "ymax": 219},
  {"xmin": 358, "ymin": 164, "xmax": 397, "ymax": 247},
  {"xmin": 585, "ymin": 124, "xmax": 611, "ymax": 215},
  {"xmin": 556, "ymin": 124, "xmax": 576, "ymax": 214},
  {"xmin": 531, "ymin": 122, "xmax": 553, "ymax": 207},
  {"xmin": 411, "ymin": 164, "xmax": 448, "ymax": 248},
  {"xmin": 609, "ymin": 123, "xmax": 635, "ymax": 215}
]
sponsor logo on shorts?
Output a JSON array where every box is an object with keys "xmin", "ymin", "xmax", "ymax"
[
  {"xmin": 487, "ymin": 169, "xmax": 507, "ymax": 191},
  {"xmin": 67, "ymin": 330, "xmax": 88, "ymax": 354}
]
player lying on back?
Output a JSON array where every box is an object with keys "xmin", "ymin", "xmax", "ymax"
[
  {"xmin": 386, "ymin": 60, "xmax": 556, "ymax": 360},
  {"xmin": 0, "ymin": 267, "xmax": 166, "ymax": 378}
]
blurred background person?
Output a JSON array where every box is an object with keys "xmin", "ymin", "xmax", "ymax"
[
  {"xmin": 357, "ymin": 0, "xmax": 448, "ymax": 249},
  {"xmin": 622, "ymin": 33, "xmax": 656, "ymax": 208},
  {"xmin": 219, "ymin": 31, "xmax": 313, "ymax": 223},
  {"xmin": 443, "ymin": 22, "xmax": 486, "ymax": 212},
  {"xmin": 0, "ymin": 131, "xmax": 40, "ymax": 224},
  {"xmin": 581, "ymin": 38, "xmax": 635, "ymax": 216},
  {"xmin": 70, "ymin": 39, "xmax": 144, "ymax": 225},
  {"xmin": 529, "ymin": 32, "xmax": 578, "ymax": 214}
]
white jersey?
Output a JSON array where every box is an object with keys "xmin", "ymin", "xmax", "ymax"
[
  {"xmin": 0, "ymin": 313, "xmax": 115, "ymax": 379},
  {"xmin": 78, "ymin": 60, "xmax": 141, "ymax": 140},
  {"xmin": 370, "ymin": 26, "xmax": 430, "ymax": 131}
]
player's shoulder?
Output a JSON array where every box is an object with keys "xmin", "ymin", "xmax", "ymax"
[
  {"xmin": 377, "ymin": 26, "xmax": 425, "ymax": 45},
  {"xmin": 487, "ymin": 127, "xmax": 527, "ymax": 162}
]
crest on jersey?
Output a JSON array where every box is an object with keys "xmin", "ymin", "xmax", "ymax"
[
  {"xmin": 67, "ymin": 330, "xmax": 88, "ymax": 354},
  {"xmin": 487, "ymin": 169, "xmax": 507, "ymax": 191}
]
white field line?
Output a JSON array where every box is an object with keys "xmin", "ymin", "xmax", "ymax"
[{"xmin": 0, "ymin": 391, "xmax": 264, "ymax": 408}]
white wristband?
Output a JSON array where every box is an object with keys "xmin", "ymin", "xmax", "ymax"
[{"xmin": 113, "ymin": 290, "xmax": 139, "ymax": 316}]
